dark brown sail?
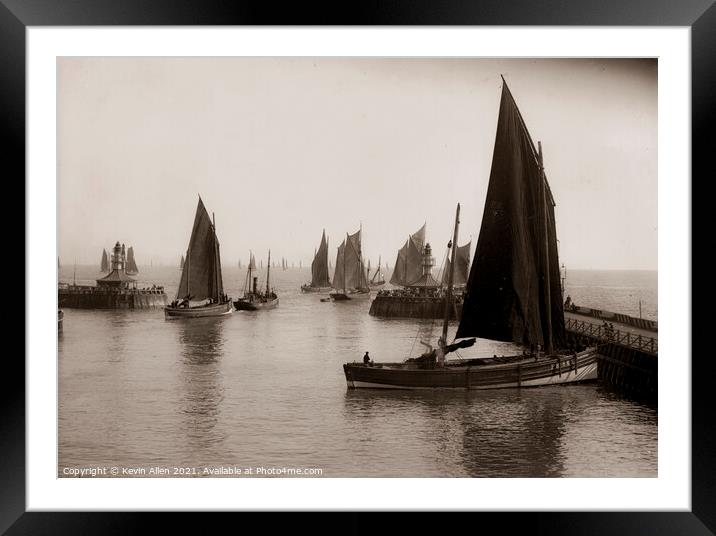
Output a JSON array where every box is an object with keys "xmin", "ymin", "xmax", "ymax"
[
  {"xmin": 345, "ymin": 229, "xmax": 368, "ymax": 290},
  {"xmin": 100, "ymin": 249, "xmax": 109, "ymax": 272},
  {"xmin": 126, "ymin": 246, "xmax": 139, "ymax": 274},
  {"xmin": 441, "ymin": 241, "xmax": 471, "ymax": 287},
  {"xmin": 456, "ymin": 80, "xmax": 565, "ymax": 348},
  {"xmin": 311, "ymin": 229, "xmax": 331, "ymax": 287},
  {"xmin": 176, "ymin": 198, "xmax": 224, "ymax": 302},
  {"xmin": 389, "ymin": 223, "xmax": 426, "ymax": 286},
  {"xmin": 332, "ymin": 240, "xmax": 346, "ymax": 291}
]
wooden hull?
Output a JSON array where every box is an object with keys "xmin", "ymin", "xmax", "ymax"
[
  {"xmin": 234, "ymin": 297, "xmax": 279, "ymax": 311},
  {"xmin": 301, "ymin": 285, "xmax": 332, "ymax": 293},
  {"xmin": 330, "ymin": 289, "xmax": 371, "ymax": 301},
  {"xmin": 343, "ymin": 349, "xmax": 598, "ymax": 390},
  {"xmin": 164, "ymin": 301, "xmax": 233, "ymax": 318}
]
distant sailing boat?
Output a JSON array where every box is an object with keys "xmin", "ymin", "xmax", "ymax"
[
  {"xmin": 234, "ymin": 250, "xmax": 279, "ymax": 311},
  {"xmin": 179, "ymin": 254, "xmax": 185, "ymax": 270},
  {"xmin": 301, "ymin": 229, "xmax": 332, "ymax": 293},
  {"xmin": 100, "ymin": 249, "xmax": 109, "ymax": 272},
  {"xmin": 164, "ymin": 197, "xmax": 232, "ymax": 318},
  {"xmin": 440, "ymin": 241, "xmax": 471, "ymax": 288},
  {"xmin": 343, "ymin": 79, "xmax": 598, "ymax": 389},
  {"xmin": 125, "ymin": 246, "xmax": 139, "ymax": 275},
  {"xmin": 330, "ymin": 227, "xmax": 371, "ymax": 301},
  {"xmin": 369, "ymin": 255, "xmax": 386, "ymax": 287},
  {"xmin": 390, "ymin": 224, "xmax": 426, "ymax": 287}
]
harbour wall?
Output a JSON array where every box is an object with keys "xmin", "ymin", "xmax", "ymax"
[
  {"xmin": 567, "ymin": 305, "xmax": 657, "ymax": 332},
  {"xmin": 369, "ymin": 295, "xmax": 462, "ymax": 320},
  {"xmin": 597, "ymin": 344, "xmax": 657, "ymax": 401},
  {"xmin": 564, "ymin": 329, "xmax": 657, "ymax": 401},
  {"xmin": 59, "ymin": 287, "xmax": 167, "ymax": 309}
]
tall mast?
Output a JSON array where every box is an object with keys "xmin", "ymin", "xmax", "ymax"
[
  {"xmin": 404, "ymin": 234, "xmax": 408, "ymax": 285},
  {"xmin": 442, "ymin": 204, "xmax": 461, "ymax": 345},
  {"xmin": 343, "ymin": 233, "xmax": 347, "ymax": 293},
  {"xmin": 213, "ymin": 212, "xmax": 219, "ymax": 301},
  {"xmin": 266, "ymin": 249, "xmax": 271, "ymax": 294},
  {"xmin": 248, "ymin": 251, "xmax": 253, "ymax": 293},
  {"xmin": 538, "ymin": 141, "xmax": 553, "ymax": 354}
]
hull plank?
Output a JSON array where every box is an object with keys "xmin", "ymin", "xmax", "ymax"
[
  {"xmin": 344, "ymin": 350, "xmax": 598, "ymax": 390},
  {"xmin": 164, "ymin": 301, "xmax": 233, "ymax": 318},
  {"xmin": 234, "ymin": 297, "xmax": 279, "ymax": 311}
]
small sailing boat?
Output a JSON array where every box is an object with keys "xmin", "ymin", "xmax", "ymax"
[
  {"xmin": 301, "ymin": 229, "xmax": 332, "ymax": 293},
  {"xmin": 179, "ymin": 254, "xmax": 185, "ymax": 270},
  {"xmin": 234, "ymin": 250, "xmax": 279, "ymax": 311},
  {"xmin": 164, "ymin": 197, "xmax": 232, "ymax": 318},
  {"xmin": 343, "ymin": 79, "xmax": 598, "ymax": 389},
  {"xmin": 100, "ymin": 248, "xmax": 109, "ymax": 273},
  {"xmin": 125, "ymin": 246, "xmax": 139, "ymax": 275},
  {"xmin": 330, "ymin": 227, "xmax": 371, "ymax": 301},
  {"xmin": 368, "ymin": 255, "xmax": 386, "ymax": 287}
]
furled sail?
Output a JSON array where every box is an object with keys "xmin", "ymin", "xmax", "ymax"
[
  {"xmin": 389, "ymin": 223, "xmax": 426, "ymax": 286},
  {"xmin": 176, "ymin": 198, "xmax": 224, "ymax": 302},
  {"xmin": 100, "ymin": 249, "xmax": 109, "ymax": 272},
  {"xmin": 311, "ymin": 229, "xmax": 331, "ymax": 287},
  {"xmin": 126, "ymin": 246, "xmax": 139, "ymax": 273},
  {"xmin": 441, "ymin": 241, "xmax": 471, "ymax": 287},
  {"xmin": 456, "ymin": 80, "xmax": 565, "ymax": 349}
]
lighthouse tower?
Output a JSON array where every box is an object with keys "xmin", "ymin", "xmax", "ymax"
[{"xmin": 96, "ymin": 241, "xmax": 136, "ymax": 289}]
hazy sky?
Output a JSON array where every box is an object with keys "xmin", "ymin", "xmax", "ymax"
[{"xmin": 58, "ymin": 58, "xmax": 656, "ymax": 270}]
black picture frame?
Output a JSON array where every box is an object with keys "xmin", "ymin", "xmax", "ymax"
[{"xmin": 5, "ymin": 1, "xmax": 708, "ymax": 533}]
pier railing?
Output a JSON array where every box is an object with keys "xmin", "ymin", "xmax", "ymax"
[{"xmin": 565, "ymin": 318, "xmax": 658, "ymax": 356}]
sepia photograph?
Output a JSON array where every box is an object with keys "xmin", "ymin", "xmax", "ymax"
[{"xmin": 56, "ymin": 57, "xmax": 658, "ymax": 480}]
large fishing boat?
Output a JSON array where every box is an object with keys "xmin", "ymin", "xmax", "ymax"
[
  {"xmin": 301, "ymin": 229, "xmax": 332, "ymax": 293},
  {"xmin": 164, "ymin": 197, "xmax": 232, "ymax": 318},
  {"xmin": 234, "ymin": 250, "xmax": 279, "ymax": 311},
  {"xmin": 344, "ymin": 79, "xmax": 599, "ymax": 389},
  {"xmin": 330, "ymin": 227, "xmax": 371, "ymax": 301}
]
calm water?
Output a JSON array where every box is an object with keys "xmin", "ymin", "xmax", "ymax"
[{"xmin": 58, "ymin": 267, "xmax": 657, "ymax": 477}]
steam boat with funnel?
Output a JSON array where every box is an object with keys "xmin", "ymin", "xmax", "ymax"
[{"xmin": 234, "ymin": 250, "xmax": 279, "ymax": 311}]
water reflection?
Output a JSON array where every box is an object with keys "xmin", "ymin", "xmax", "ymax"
[
  {"xmin": 176, "ymin": 318, "xmax": 228, "ymax": 456},
  {"xmin": 344, "ymin": 387, "xmax": 573, "ymax": 477}
]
